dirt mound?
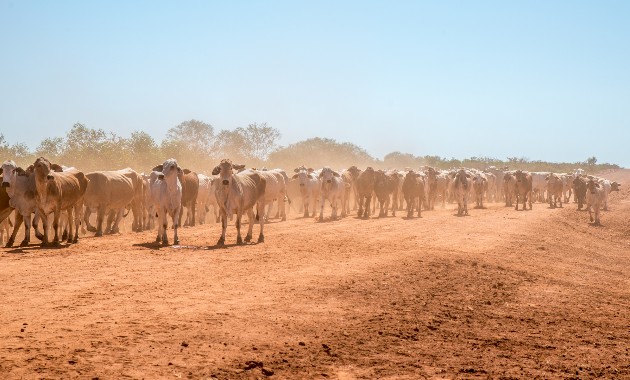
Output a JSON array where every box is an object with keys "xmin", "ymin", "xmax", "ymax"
[{"xmin": 1, "ymin": 170, "xmax": 629, "ymax": 378}]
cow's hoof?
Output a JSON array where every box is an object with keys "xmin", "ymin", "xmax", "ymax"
[
  {"xmin": 86, "ymin": 226, "xmax": 97, "ymax": 233},
  {"xmin": 72, "ymin": 237, "xmax": 79, "ymax": 244},
  {"xmin": 173, "ymin": 239, "xmax": 180, "ymax": 245},
  {"xmin": 303, "ymin": 212, "xmax": 309, "ymax": 218},
  {"xmin": 257, "ymin": 235, "xmax": 264, "ymax": 243},
  {"xmin": 318, "ymin": 217, "xmax": 324, "ymax": 222},
  {"xmin": 95, "ymin": 231, "xmax": 103, "ymax": 237},
  {"xmin": 162, "ymin": 240, "xmax": 169, "ymax": 246},
  {"xmin": 6, "ymin": 241, "xmax": 14, "ymax": 248},
  {"xmin": 281, "ymin": 216, "xmax": 286, "ymax": 221},
  {"xmin": 237, "ymin": 236, "xmax": 243, "ymax": 245},
  {"xmin": 19, "ymin": 240, "xmax": 29, "ymax": 247},
  {"xmin": 61, "ymin": 232, "xmax": 68, "ymax": 241},
  {"xmin": 52, "ymin": 241, "xmax": 61, "ymax": 247},
  {"xmin": 216, "ymin": 237, "xmax": 225, "ymax": 246},
  {"xmin": 35, "ymin": 231, "xmax": 44, "ymax": 241},
  {"xmin": 244, "ymin": 234, "xmax": 252, "ymax": 243}
]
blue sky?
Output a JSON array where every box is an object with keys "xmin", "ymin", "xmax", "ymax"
[{"xmin": 1, "ymin": 1, "xmax": 628, "ymax": 166}]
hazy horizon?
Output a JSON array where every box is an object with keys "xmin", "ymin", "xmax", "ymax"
[{"xmin": 1, "ymin": 1, "xmax": 628, "ymax": 166}]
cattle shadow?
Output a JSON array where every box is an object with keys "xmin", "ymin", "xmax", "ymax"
[
  {"xmin": 3, "ymin": 243, "xmax": 72, "ymax": 254},
  {"xmin": 133, "ymin": 242, "xmax": 166, "ymax": 250},
  {"xmin": 588, "ymin": 222, "xmax": 604, "ymax": 227},
  {"xmin": 401, "ymin": 215, "xmax": 422, "ymax": 220}
]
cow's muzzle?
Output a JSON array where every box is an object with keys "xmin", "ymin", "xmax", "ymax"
[
  {"xmin": 1, "ymin": 182, "xmax": 9, "ymax": 188},
  {"xmin": 222, "ymin": 180, "xmax": 229, "ymax": 185},
  {"xmin": 299, "ymin": 184, "xmax": 305, "ymax": 187},
  {"xmin": 46, "ymin": 175, "xmax": 54, "ymax": 180},
  {"xmin": 158, "ymin": 174, "xmax": 164, "ymax": 180},
  {"xmin": 326, "ymin": 180, "xmax": 332, "ymax": 183}
]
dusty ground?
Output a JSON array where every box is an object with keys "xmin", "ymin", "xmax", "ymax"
[{"xmin": 1, "ymin": 170, "xmax": 629, "ymax": 379}]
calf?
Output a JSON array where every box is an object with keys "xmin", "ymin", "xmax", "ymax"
[
  {"xmin": 450, "ymin": 169, "xmax": 471, "ymax": 216},
  {"xmin": 292, "ymin": 167, "xmax": 320, "ymax": 218},
  {"xmin": 503, "ymin": 172, "xmax": 516, "ymax": 207},
  {"xmin": 374, "ymin": 170, "xmax": 399, "ymax": 217},
  {"xmin": 573, "ymin": 176, "xmax": 587, "ymax": 210}
]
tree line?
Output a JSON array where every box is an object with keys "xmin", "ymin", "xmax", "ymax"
[{"xmin": 0, "ymin": 120, "xmax": 620, "ymax": 174}]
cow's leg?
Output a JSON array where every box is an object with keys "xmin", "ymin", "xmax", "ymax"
[
  {"xmin": 85, "ymin": 207, "xmax": 97, "ymax": 233},
  {"xmin": 217, "ymin": 208, "xmax": 227, "ymax": 246},
  {"xmin": 6, "ymin": 212, "xmax": 23, "ymax": 248},
  {"xmin": 280, "ymin": 195, "xmax": 287, "ymax": 221},
  {"xmin": 51, "ymin": 208, "xmax": 61, "ymax": 246},
  {"xmin": 319, "ymin": 194, "xmax": 325, "ymax": 222},
  {"xmin": 155, "ymin": 208, "xmax": 162, "ymax": 243},
  {"xmin": 161, "ymin": 210, "xmax": 169, "ymax": 245},
  {"xmin": 172, "ymin": 208, "xmax": 180, "ymax": 245},
  {"xmin": 235, "ymin": 209, "xmax": 244, "ymax": 245},
  {"xmin": 357, "ymin": 196, "xmax": 364, "ymax": 218},
  {"xmin": 257, "ymin": 201, "xmax": 265, "ymax": 243},
  {"xmin": 21, "ymin": 212, "xmax": 32, "ymax": 247},
  {"xmin": 65, "ymin": 207, "xmax": 74, "ymax": 243},
  {"xmin": 111, "ymin": 208, "xmax": 124, "ymax": 235},
  {"xmin": 95, "ymin": 206, "xmax": 106, "ymax": 237}
]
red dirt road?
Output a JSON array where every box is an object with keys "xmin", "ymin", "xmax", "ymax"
[{"xmin": 1, "ymin": 170, "xmax": 629, "ymax": 379}]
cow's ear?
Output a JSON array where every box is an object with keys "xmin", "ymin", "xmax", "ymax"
[
  {"xmin": 466, "ymin": 174, "xmax": 471, "ymax": 178},
  {"xmin": 233, "ymin": 164, "xmax": 245, "ymax": 170},
  {"xmin": 294, "ymin": 168, "xmax": 300, "ymax": 173},
  {"xmin": 152, "ymin": 165, "xmax": 163, "ymax": 172},
  {"xmin": 292, "ymin": 174, "xmax": 299, "ymax": 179},
  {"xmin": 15, "ymin": 167, "xmax": 26, "ymax": 176},
  {"xmin": 0, "ymin": 168, "xmax": 3, "ymax": 175},
  {"xmin": 51, "ymin": 164, "xmax": 63, "ymax": 172},
  {"xmin": 26, "ymin": 165, "xmax": 34, "ymax": 174},
  {"xmin": 177, "ymin": 167, "xmax": 183, "ymax": 175},
  {"xmin": 318, "ymin": 171, "xmax": 324, "ymax": 178},
  {"xmin": 333, "ymin": 171, "xmax": 340, "ymax": 177},
  {"xmin": 211, "ymin": 166, "xmax": 221, "ymax": 175},
  {"xmin": 307, "ymin": 168, "xmax": 314, "ymax": 173},
  {"xmin": 308, "ymin": 174, "xmax": 315, "ymax": 179},
  {"xmin": 183, "ymin": 169, "xmax": 191, "ymax": 175}
]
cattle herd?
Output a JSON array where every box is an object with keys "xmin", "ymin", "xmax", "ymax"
[{"xmin": 0, "ymin": 157, "xmax": 622, "ymax": 248}]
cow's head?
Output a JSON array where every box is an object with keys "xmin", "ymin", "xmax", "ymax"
[
  {"xmin": 293, "ymin": 168, "xmax": 315, "ymax": 186},
  {"xmin": 347, "ymin": 165, "xmax": 361, "ymax": 179},
  {"xmin": 1, "ymin": 160, "xmax": 17, "ymax": 188},
  {"xmin": 319, "ymin": 167, "xmax": 339, "ymax": 185},
  {"xmin": 153, "ymin": 158, "xmax": 182, "ymax": 181},
  {"xmin": 611, "ymin": 181, "xmax": 621, "ymax": 191},
  {"xmin": 212, "ymin": 159, "xmax": 244, "ymax": 186},
  {"xmin": 33, "ymin": 157, "xmax": 58, "ymax": 181}
]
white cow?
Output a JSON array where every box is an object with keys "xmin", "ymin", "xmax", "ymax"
[
  {"xmin": 586, "ymin": 178, "xmax": 604, "ymax": 225},
  {"xmin": 318, "ymin": 167, "xmax": 346, "ymax": 222},
  {"xmin": 598, "ymin": 178, "xmax": 621, "ymax": 211},
  {"xmin": 196, "ymin": 173, "xmax": 219, "ymax": 224},
  {"xmin": 212, "ymin": 159, "xmax": 266, "ymax": 245},
  {"xmin": 292, "ymin": 167, "xmax": 320, "ymax": 218},
  {"xmin": 257, "ymin": 169, "xmax": 289, "ymax": 222},
  {"xmin": 149, "ymin": 159, "xmax": 182, "ymax": 245}
]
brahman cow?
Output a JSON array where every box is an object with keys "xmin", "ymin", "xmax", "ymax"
[
  {"xmin": 32, "ymin": 157, "xmax": 88, "ymax": 246},
  {"xmin": 545, "ymin": 173, "xmax": 563, "ymax": 208},
  {"xmin": 292, "ymin": 167, "xmax": 320, "ymax": 218},
  {"xmin": 450, "ymin": 169, "xmax": 471, "ymax": 216},
  {"xmin": 586, "ymin": 178, "xmax": 604, "ymax": 225},
  {"xmin": 503, "ymin": 172, "xmax": 516, "ymax": 207},
  {"xmin": 258, "ymin": 168, "xmax": 289, "ymax": 222},
  {"xmin": 423, "ymin": 167, "xmax": 438, "ymax": 210},
  {"xmin": 149, "ymin": 159, "xmax": 183, "ymax": 245},
  {"xmin": 2, "ymin": 163, "xmax": 42, "ymax": 247},
  {"xmin": 374, "ymin": 170, "xmax": 399, "ymax": 217},
  {"xmin": 514, "ymin": 170, "xmax": 533, "ymax": 211},
  {"xmin": 83, "ymin": 170, "xmax": 136, "ymax": 236},
  {"xmin": 178, "ymin": 169, "xmax": 199, "ymax": 227},
  {"xmin": 472, "ymin": 172, "xmax": 487, "ymax": 209},
  {"xmin": 355, "ymin": 167, "xmax": 375, "ymax": 218},
  {"xmin": 318, "ymin": 167, "xmax": 346, "ymax": 222},
  {"xmin": 196, "ymin": 173, "xmax": 219, "ymax": 224},
  {"xmin": 573, "ymin": 176, "xmax": 587, "ymax": 210},
  {"xmin": 212, "ymin": 159, "xmax": 266, "ymax": 245},
  {"xmin": 598, "ymin": 179, "xmax": 621, "ymax": 211},
  {"xmin": 402, "ymin": 170, "xmax": 425, "ymax": 218}
]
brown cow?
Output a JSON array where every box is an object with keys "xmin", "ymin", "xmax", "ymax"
[
  {"xmin": 355, "ymin": 167, "xmax": 375, "ymax": 218},
  {"xmin": 546, "ymin": 173, "xmax": 563, "ymax": 208},
  {"xmin": 32, "ymin": 157, "xmax": 88, "ymax": 246},
  {"xmin": 374, "ymin": 170, "xmax": 399, "ymax": 217},
  {"xmin": 514, "ymin": 170, "xmax": 533, "ymax": 211},
  {"xmin": 179, "ymin": 169, "xmax": 199, "ymax": 227},
  {"xmin": 402, "ymin": 170, "xmax": 425, "ymax": 218},
  {"xmin": 573, "ymin": 176, "xmax": 587, "ymax": 210},
  {"xmin": 424, "ymin": 167, "xmax": 438, "ymax": 210},
  {"xmin": 503, "ymin": 172, "xmax": 516, "ymax": 207}
]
